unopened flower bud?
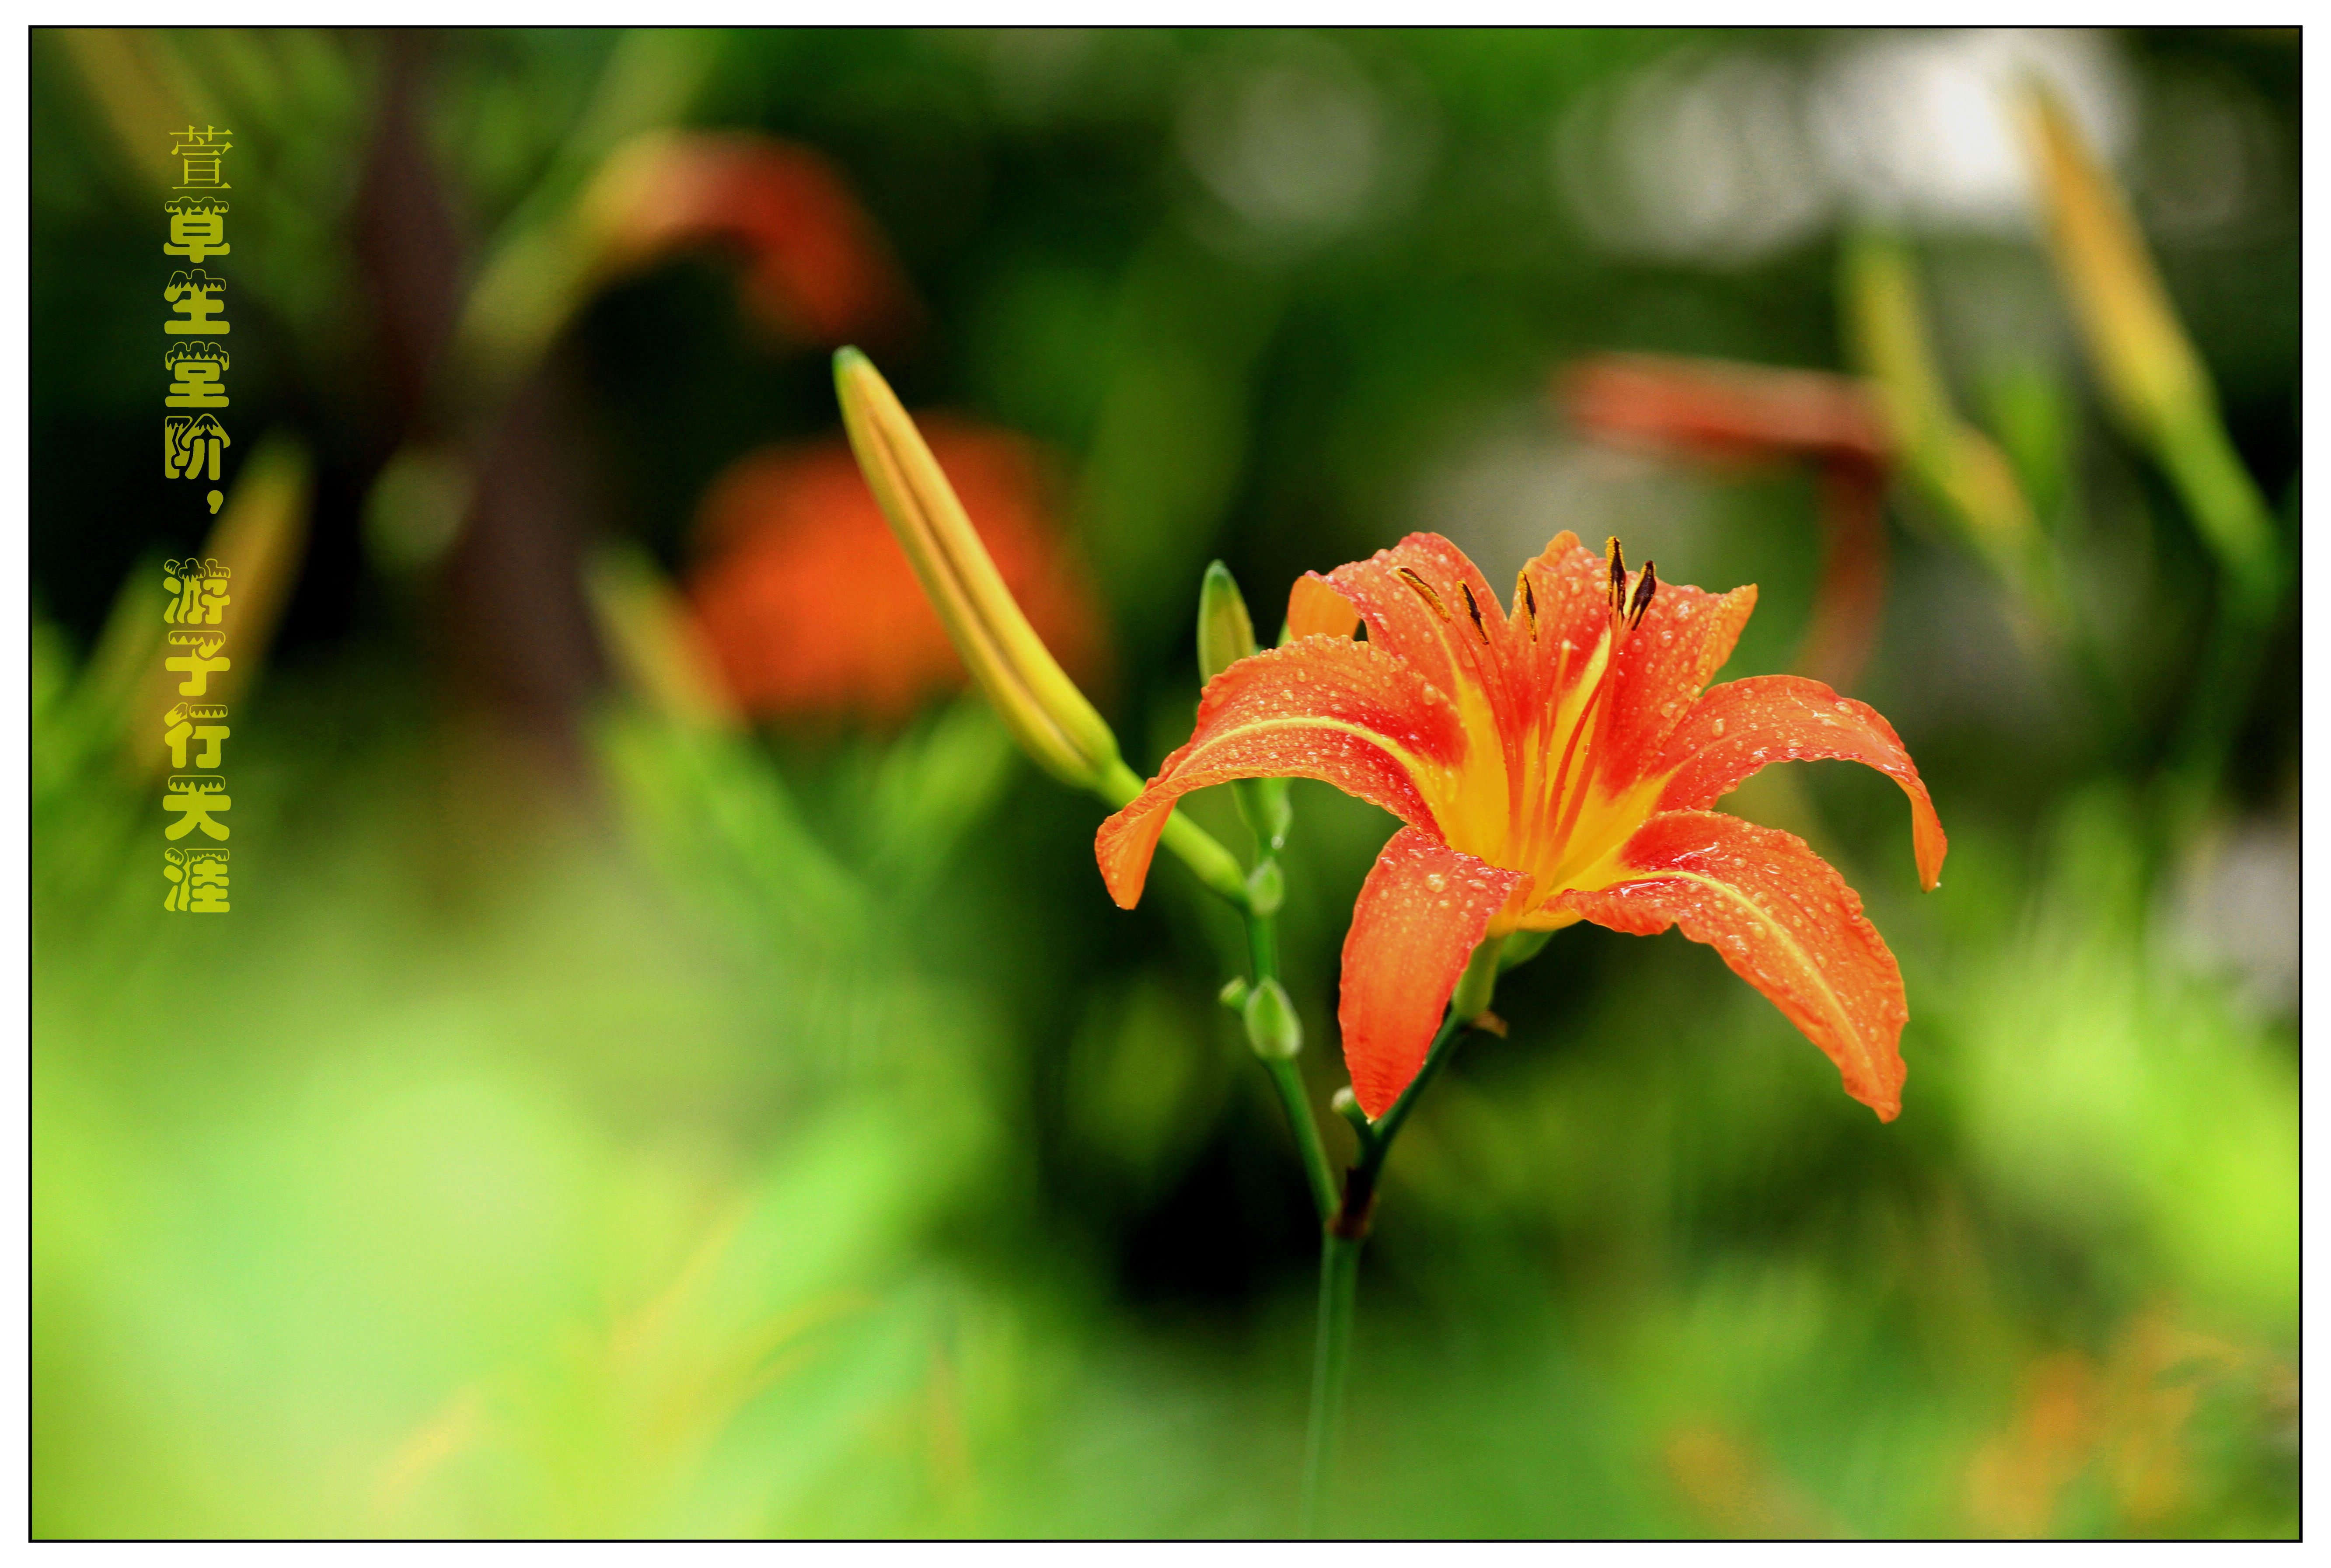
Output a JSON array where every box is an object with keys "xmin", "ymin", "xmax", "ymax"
[
  {"xmin": 1197, "ymin": 559, "xmax": 1258, "ymax": 685},
  {"xmin": 2017, "ymin": 84, "xmax": 2279, "ymax": 607},
  {"xmin": 835, "ymin": 348, "xmax": 1122, "ymax": 788},
  {"xmin": 1244, "ymin": 858, "xmax": 1285, "ymax": 919},
  {"xmin": 1200, "ymin": 564, "xmax": 1297, "ymax": 856},
  {"xmin": 1242, "ymin": 977, "xmax": 1302, "ymax": 1062}
]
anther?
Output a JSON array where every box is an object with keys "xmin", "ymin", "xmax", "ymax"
[
  {"xmin": 1629, "ymin": 560, "xmax": 1658, "ymax": 627},
  {"xmin": 1394, "ymin": 566, "xmax": 1451, "ymax": 621},
  {"xmin": 1517, "ymin": 572, "xmax": 1539, "ymax": 638},
  {"xmin": 1459, "ymin": 581, "xmax": 1490, "ymax": 642},
  {"xmin": 1605, "ymin": 537, "xmax": 1628, "ymax": 616}
]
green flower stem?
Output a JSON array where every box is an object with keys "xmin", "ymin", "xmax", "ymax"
[
  {"xmin": 1245, "ymin": 895, "xmax": 1281, "ymax": 979},
  {"xmin": 1300, "ymin": 934, "xmax": 1505, "ymax": 1536},
  {"xmin": 1246, "ymin": 898, "xmax": 1337, "ymax": 1223},
  {"xmin": 1264, "ymin": 1058, "xmax": 1337, "ymax": 1225},
  {"xmin": 1299, "ymin": 1224, "xmax": 1363, "ymax": 1537}
]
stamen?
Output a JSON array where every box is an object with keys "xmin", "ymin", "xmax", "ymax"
[
  {"xmin": 1459, "ymin": 581, "xmax": 1490, "ymax": 643},
  {"xmin": 1629, "ymin": 561, "xmax": 1658, "ymax": 627},
  {"xmin": 1517, "ymin": 572, "xmax": 1539, "ymax": 638},
  {"xmin": 1605, "ymin": 537, "xmax": 1627, "ymax": 616},
  {"xmin": 1394, "ymin": 566, "xmax": 1451, "ymax": 621}
]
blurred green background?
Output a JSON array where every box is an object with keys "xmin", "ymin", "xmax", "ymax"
[{"xmin": 31, "ymin": 27, "xmax": 2296, "ymax": 1538}]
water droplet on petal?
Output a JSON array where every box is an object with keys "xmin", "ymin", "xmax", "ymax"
[
  {"xmin": 1425, "ymin": 872, "xmax": 1447, "ymax": 892},
  {"xmin": 1833, "ymin": 700, "xmax": 1852, "ymax": 714},
  {"xmin": 1712, "ymin": 718, "xmax": 1726, "ymax": 736}
]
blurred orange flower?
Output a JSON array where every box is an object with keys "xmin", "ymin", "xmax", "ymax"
[
  {"xmin": 1563, "ymin": 352, "xmax": 1888, "ymax": 473},
  {"xmin": 593, "ymin": 131, "xmax": 919, "ymax": 347},
  {"xmin": 687, "ymin": 421, "xmax": 1106, "ymax": 725},
  {"xmin": 1965, "ymin": 1311, "xmax": 2286, "ymax": 1538},
  {"xmin": 1562, "ymin": 352, "xmax": 1892, "ymax": 693}
]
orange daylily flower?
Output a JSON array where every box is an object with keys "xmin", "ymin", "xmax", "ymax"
[
  {"xmin": 1097, "ymin": 531, "xmax": 1946, "ymax": 1122},
  {"xmin": 688, "ymin": 422, "xmax": 1104, "ymax": 724}
]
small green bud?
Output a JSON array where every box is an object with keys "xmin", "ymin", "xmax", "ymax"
[
  {"xmin": 1243, "ymin": 857, "xmax": 1285, "ymax": 919},
  {"xmin": 1242, "ymin": 977, "xmax": 1302, "ymax": 1061},
  {"xmin": 1197, "ymin": 560, "xmax": 1258, "ymax": 685},
  {"xmin": 1218, "ymin": 976, "xmax": 1250, "ymax": 1013},
  {"xmin": 1331, "ymin": 1086, "xmax": 1371, "ymax": 1137}
]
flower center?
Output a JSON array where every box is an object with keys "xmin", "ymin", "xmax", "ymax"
[{"xmin": 1444, "ymin": 540, "xmax": 1669, "ymax": 931}]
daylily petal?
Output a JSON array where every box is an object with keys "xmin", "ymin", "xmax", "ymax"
[
  {"xmin": 1508, "ymin": 530, "xmax": 1617, "ymax": 723},
  {"xmin": 1320, "ymin": 534, "xmax": 1534, "ymax": 848},
  {"xmin": 1322, "ymin": 534, "xmax": 1522, "ymax": 732},
  {"xmin": 1514, "ymin": 530, "xmax": 1614, "ymax": 647},
  {"xmin": 1655, "ymin": 674, "xmax": 1947, "ymax": 890},
  {"xmin": 1512, "ymin": 527, "xmax": 1601, "ymax": 641},
  {"xmin": 1556, "ymin": 810, "xmax": 1909, "ymax": 1121},
  {"xmin": 1596, "ymin": 574, "xmax": 1759, "ymax": 790},
  {"xmin": 1096, "ymin": 637, "xmax": 1465, "ymax": 909},
  {"xmin": 1341, "ymin": 827, "xmax": 1526, "ymax": 1118},
  {"xmin": 1287, "ymin": 574, "xmax": 1360, "ymax": 640},
  {"xmin": 1509, "ymin": 532, "xmax": 1754, "ymax": 773}
]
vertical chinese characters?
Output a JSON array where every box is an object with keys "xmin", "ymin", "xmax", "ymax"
[{"xmin": 160, "ymin": 128, "xmax": 236, "ymax": 911}]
